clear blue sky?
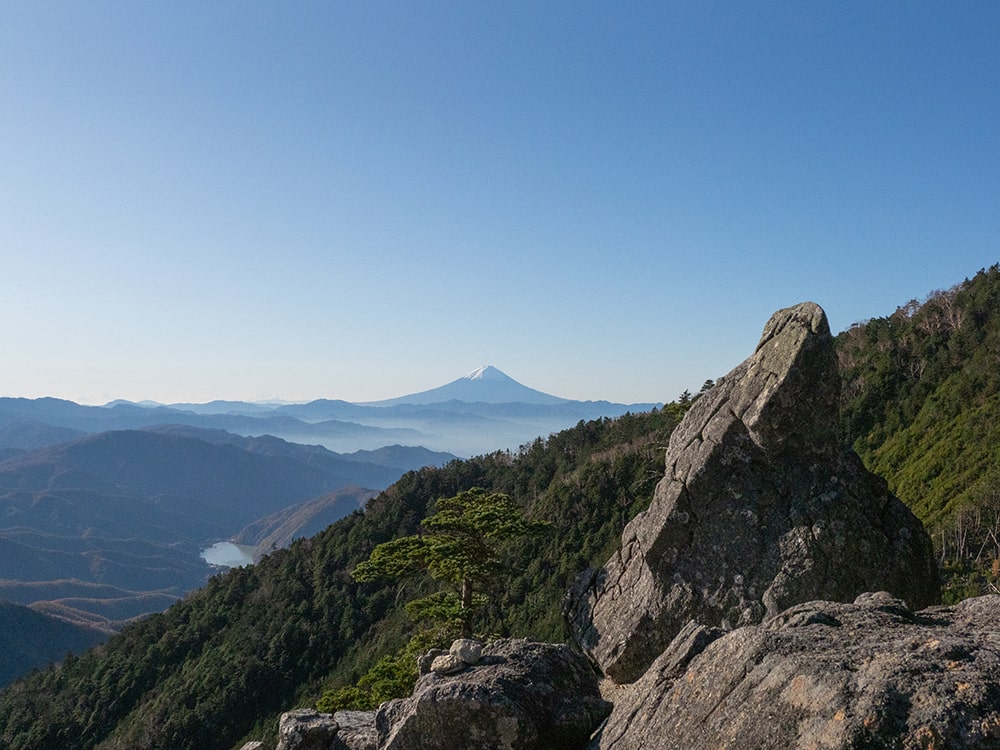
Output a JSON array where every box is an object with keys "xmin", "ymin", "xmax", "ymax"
[{"xmin": 2, "ymin": 2, "xmax": 998, "ymax": 405}]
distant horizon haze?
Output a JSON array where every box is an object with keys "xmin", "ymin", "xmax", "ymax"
[{"xmin": 17, "ymin": 364, "xmax": 662, "ymax": 409}]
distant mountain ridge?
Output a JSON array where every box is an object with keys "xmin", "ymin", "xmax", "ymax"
[
  {"xmin": 0, "ymin": 365, "xmax": 660, "ymax": 456},
  {"xmin": 232, "ymin": 486, "xmax": 377, "ymax": 553},
  {"xmin": 0, "ymin": 370, "xmax": 649, "ymax": 686},
  {"xmin": 0, "ymin": 365, "xmax": 648, "ymax": 684}
]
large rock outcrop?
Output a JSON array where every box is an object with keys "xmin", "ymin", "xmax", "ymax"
[
  {"xmin": 262, "ymin": 639, "xmax": 608, "ymax": 750},
  {"xmin": 274, "ymin": 709, "xmax": 339, "ymax": 750},
  {"xmin": 375, "ymin": 638, "xmax": 610, "ymax": 750},
  {"xmin": 569, "ymin": 302, "xmax": 940, "ymax": 683},
  {"xmin": 592, "ymin": 593, "xmax": 1000, "ymax": 749},
  {"xmin": 268, "ymin": 709, "xmax": 373, "ymax": 750}
]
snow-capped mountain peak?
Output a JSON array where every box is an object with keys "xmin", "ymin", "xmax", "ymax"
[
  {"xmin": 464, "ymin": 365, "xmax": 503, "ymax": 381},
  {"xmin": 369, "ymin": 366, "xmax": 569, "ymax": 406}
]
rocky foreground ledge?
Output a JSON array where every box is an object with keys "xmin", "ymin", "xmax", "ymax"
[
  {"xmin": 243, "ymin": 303, "xmax": 997, "ymax": 750},
  {"xmin": 594, "ymin": 592, "xmax": 1000, "ymax": 749},
  {"xmin": 249, "ymin": 595, "xmax": 1000, "ymax": 750},
  {"xmin": 243, "ymin": 638, "xmax": 610, "ymax": 750}
]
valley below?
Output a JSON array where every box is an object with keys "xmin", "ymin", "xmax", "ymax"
[
  {"xmin": 0, "ymin": 429, "xmax": 443, "ymax": 636},
  {"xmin": 0, "ymin": 367, "xmax": 652, "ymax": 684}
]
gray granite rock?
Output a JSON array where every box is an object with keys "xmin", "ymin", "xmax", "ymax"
[
  {"xmin": 276, "ymin": 708, "xmax": 338, "ymax": 750},
  {"xmin": 568, "ymin": 302, "xmax": 940, "ymax": 683},
  {"xmin": 450, "ymin": 638, "xmax": 483, "ymax": 665},
  {"xmin": 592, "ymin": 594, "xmax": 1000, "ymax": 750},
  {"xmin": 331, "ymin": 710, "xmax": 376, "ymax": 750},
  {"xmin": 376, "ymin": 638, "xmax": 610, "ymax": 750},
  {"xmin": 417, "ymin": 648, "xmax": 449, "ymax": 675},
  {"xmin": 430, "ymin": 653, "xmax": 466, "ymax": 675}
]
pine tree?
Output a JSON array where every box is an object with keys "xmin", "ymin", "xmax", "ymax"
[{"xmin": 352, "ymin": 487, "xmax": 550, "ymax": 637}]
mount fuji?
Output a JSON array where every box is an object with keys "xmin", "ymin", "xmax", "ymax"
[{"xmin": 367, "ymin": 365, "xmax": 570, "ymax": 406}]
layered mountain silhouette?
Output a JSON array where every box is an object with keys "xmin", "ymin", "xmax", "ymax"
[
  {"xmin": 0, "ymin": 366, "xmax": 659, "ymax": 456},
  {"xmin": 0, "ymin": 366, "xmax": 656, "ymax": 685},
  {"xmin": 0, "ymin": 426, "xmax": 454, "ymax": 638},
  {"xmin": 0, "ymin": 601, "xmax": 107, "ymax": 687}
]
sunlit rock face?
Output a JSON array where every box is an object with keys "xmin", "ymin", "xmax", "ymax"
[
  {"xmin": 376, "ymin": 639, "xmax": 610, "ymax": 750},
  {"xmin": 568, "ymin": 302, "xmax": 940, "ymax": 684},
  {"xmin": 591, "ymin": 594, "xmax": 1000, "ymax": 750}
]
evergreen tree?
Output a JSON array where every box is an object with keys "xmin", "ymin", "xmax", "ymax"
[{"xmin": 352, "ymin": 488, "xmax": 550, "ymax": 637}]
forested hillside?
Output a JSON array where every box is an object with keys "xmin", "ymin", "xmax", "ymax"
[
  {"xmin": 0, "ymin": 407, "xmax": 684, "ymax": 750},
  {"xmin": 0, "ymin": 602, "xmax": 106, "ymax": 687},
  {"xmin": 837, "ymin": 264, "xmax": 1000, "ymax": 599}
]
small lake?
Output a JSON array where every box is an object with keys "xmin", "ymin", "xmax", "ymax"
[{"xmin": 200, "ymin": 541, "xmax": 257, "ymax": 568}]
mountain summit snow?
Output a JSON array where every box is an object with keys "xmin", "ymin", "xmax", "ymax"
[
  {"xmin": 368, "ymin": 365, "xmax": 571, "ymax": 406},
  {"xmin": 465, "ymin": 365, "xmax": 500, "ymax": 380}
]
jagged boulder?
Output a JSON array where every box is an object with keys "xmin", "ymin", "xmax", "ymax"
[
  {"xmin": 592, "ymin": 593, "xmax": 1000, "ymax": 749},
  {"xmin": 568, "ymin": 302, "xmax": 939, "ymax": 683},
  {"xmin": 375, "ymin": 638, "xmax": 611, "ymax": 750},
  {"xmin": 331, "ymin": 711, "xmax": 377, "ymax": 750},
  {"xmin": 269, "ymin": 708, "xmax": 374, "ymax": 750},
  {"xmin": 275, "ymin": 708, "xmax": 339, "ymax": 750}
]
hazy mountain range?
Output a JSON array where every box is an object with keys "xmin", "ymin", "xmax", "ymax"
[
  {"xmin": 0, "ymin": 366, "xmax": 659, "ymax": 682},
  {"xmin": 0, "ymin": 366, "xmax": 661, "ymax": 457},
  {"xmin": 0, "ymin": 601, "xmax": 106, "ymax": 686}
]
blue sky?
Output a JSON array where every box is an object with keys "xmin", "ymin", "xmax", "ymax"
[{"xmin": 2, "ymin": 2, "xmax": 998, "ymax": 405}]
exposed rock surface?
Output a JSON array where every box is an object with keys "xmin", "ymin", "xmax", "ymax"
[
  {"xmin": 568, "ymin": 302, "xmax": 940, "ymax": 682},
  {"xmin": 275, "ymin": 708, "xmax": 339, "ymax": 750},
  {"xmin": 592, "ymin": 593, "xmax": 1000, "ymax": 750},
  {"xmin": 331, "ymin": 711, "xmax": 377, "ymax": 750},
  {"xmin": 428, "ymin": 653, "xmax": 466, "ymax": 675},
  {"xmin": 419, "ymin": 638, "xmax": 486, "ymax": 676},
  {"xmin": 450, "ymin": 638, "xmax": 483, "ymax": 665},
  {"xmin": 262, "ymin": 640, "xmax": 601, "ymax": 750},
  {"xmin": 273, "ymin": 709, "xmax": 375, "ymax": 750},
  {"xmin": 375, "ymin": 638, "xmax": 610, "ymax": 750}
]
